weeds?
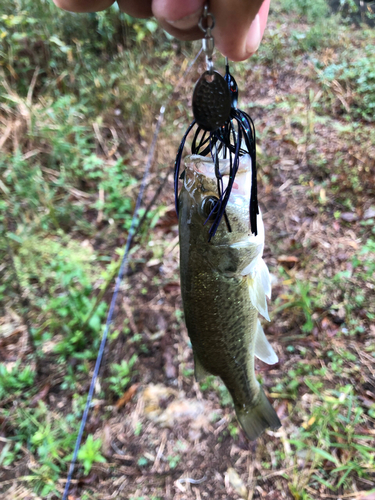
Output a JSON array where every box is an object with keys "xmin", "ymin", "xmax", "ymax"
[
  {"xmin": 0, "ymin": 362, "xmax": 35, "ymax": 400},
  {"xmin": 77, "ymin": 435, "xmax": 106, "ymax": 475},
  {"xmin": 274, "ymin": 277, "xmax": 321, "ymax": 333},
  {"xmin": 315, "ymin": 41, "xmax": 375, "ymax": 121},
  {"xmin": 0, "ymin": 2, "xmax": 175, "ymax": 496},
  {"xmin": 288, "ymin": 384, "xmax": 375, "ymax": 495},
  {"xmin": 106, "ymin": 354, "xmax": 138, "ymax": 397}
]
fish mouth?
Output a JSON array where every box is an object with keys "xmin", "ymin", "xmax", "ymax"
[{"xmin": 184, "ymin": 154, "xmax": 252, "ymax": 198}]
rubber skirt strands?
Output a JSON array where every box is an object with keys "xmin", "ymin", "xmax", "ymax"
[
  {"xmin": 174, "ymin": 5, "xmax": 258, "ymax": 241},
  {"xmin": 62, "ymin": 49, "xmax": 202, "ymax": 499}
]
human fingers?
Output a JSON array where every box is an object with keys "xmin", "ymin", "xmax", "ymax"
[
  {"xmin": 52, "ymin": 0, "xmax": 116, "ymax": 12},
  {"xmin": 152, "ymin": 0, "xmax": 270, "ymax": 61},
  {"xmin": 53, "ymin": 0, "xmax": 153, "ymax": 17},
  {"xmin": 52, "ymin": 0, "xmax": 270, "ymax": 61},
  {"xmin": 116, "ymin": 0, "xmax": 152, "ymax": 17}
]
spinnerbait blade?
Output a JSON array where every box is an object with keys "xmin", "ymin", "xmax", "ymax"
[{"xmin": 174, "ymin": 15, "xmax": 259, "ymax": 241}]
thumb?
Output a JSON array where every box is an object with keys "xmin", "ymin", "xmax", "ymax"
[
  {"xmin": 152, "ymin": 0, "xmax": 270, "ymax": 61},
  {"xmin": 211, "ymin": 0, "xmax": 270, "ymax": 61}
]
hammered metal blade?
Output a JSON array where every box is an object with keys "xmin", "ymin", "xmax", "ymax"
[{"xmin": 192, "ymin": 71, "xmax": 231, "ymax": 132}]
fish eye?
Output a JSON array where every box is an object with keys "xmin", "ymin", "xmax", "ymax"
[{"xmin": 201, "ymin": 196, "xmax": 219, "ymax": 220}]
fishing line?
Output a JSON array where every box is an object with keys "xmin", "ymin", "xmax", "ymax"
[{"xmin": 62, "ymin": 47, "xmax": 202, "ymax": 500}]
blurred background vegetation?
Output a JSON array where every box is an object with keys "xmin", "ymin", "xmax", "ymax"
[{"xmin": 0, "ymin": 0, "xmax": 374, "ymax": 499}]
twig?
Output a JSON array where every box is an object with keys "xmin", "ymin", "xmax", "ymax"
[
  {"xmin": 26, "ymin": 66, "xmax": 40, "ymax": 106},
  {"xmin": 93, "ymin": 122, "xmax": 109, "ymax": 157}
]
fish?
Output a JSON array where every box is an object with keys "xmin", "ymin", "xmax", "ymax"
[{"xmin": 178, "ymin": 153, "xmax": 281, "ymax": 440}]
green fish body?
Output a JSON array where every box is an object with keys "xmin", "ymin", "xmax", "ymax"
[{"xmin": 178, "ymin": 154, "xmax": 281, "ymax": 440}]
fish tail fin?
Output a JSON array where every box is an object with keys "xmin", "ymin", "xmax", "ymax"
[{"xmin": 235, "ymin": 388, "xmax": 281, "ymax": 440}]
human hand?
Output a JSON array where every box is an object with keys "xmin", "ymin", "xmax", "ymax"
[{"xmin": 52, "ymin": 0, "xmax": 270, "ymax": 62}]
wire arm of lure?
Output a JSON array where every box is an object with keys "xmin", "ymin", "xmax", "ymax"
[{"xmin": 174, "ymin": 119, "xmax": 196, "ymax": 215}]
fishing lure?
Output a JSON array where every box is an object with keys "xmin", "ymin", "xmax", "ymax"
[{"xmin": 174, "ymin": 4, "xmax": 259, "ymax": 240}]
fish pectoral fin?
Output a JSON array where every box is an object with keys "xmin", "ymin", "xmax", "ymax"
[
  {"xmin": 254, "ymin": 319, "xmax": 278, "ymax": 365},
  {"xmin": 248, "ymin": 271, "xmax": 270, "ymax": 321},
  {"xmin": 194, "ymin": 353, "xmax": 210, "ymax": 382},
  {"xmin": 258, "ymin": 257, "xmax": 272, "ymax": 300},
  {"xmin": 235, "ymin": 388, "xmax": 281, "ymax": 441}
]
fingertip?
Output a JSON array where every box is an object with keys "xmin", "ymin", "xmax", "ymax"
[
  {"xmin": 245, "ymin": 14, "xmax": 261, "ymax": 57},
  {"xmin": 152, "ymin": 0, "xmax": 203, "ymax": 24},
  {"xmin": 258, "ymin": 0, "xmax": 271, "ymax": 39},
  {"xmin": 214, "ymin": 0, "xmax": 271, "ymax": 62}
]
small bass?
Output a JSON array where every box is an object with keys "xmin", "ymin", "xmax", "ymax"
[{"xmin": 178, "ymin": 154, "xmax": 281, "ymax": 440}]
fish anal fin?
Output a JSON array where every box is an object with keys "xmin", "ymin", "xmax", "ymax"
[
  {"xmin": 254, "ymin": 320, "xmax": 278, "ymax": 365},
  {"xmin": 235, "ymin": 388, "xmax": 281, "ymax": 440},
  {"xmin": 194, "ymin": 353, "xmax": 210, "ymax": 382}
]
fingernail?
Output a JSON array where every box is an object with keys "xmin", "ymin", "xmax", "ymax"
[
  {"xmin": 167, "ymin": 7, "xmax": 202, "ymax": 30},
  {"xmin": 246, "ymin": 14, "xmax": 261, "ymax": 54}
]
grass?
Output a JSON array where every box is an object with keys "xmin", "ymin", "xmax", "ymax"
[{"xmin": 0, "ymin": 0, "xmax": 375, "ymax": 498}]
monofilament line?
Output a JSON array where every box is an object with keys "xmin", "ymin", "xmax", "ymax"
[
  {"xmin": 62, "ymin": 47, "xmax": 202, "ymax": 499},
  {"xmin": 62, "ymin": 105, "xmax": 165, "ymax": 500}
]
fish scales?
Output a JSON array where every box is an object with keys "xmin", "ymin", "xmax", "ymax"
[
  {"xmin": 182, "ymin": 264, "xmax": 259, "ymax": 404},
  {"xmin": 178, "ymin": 154, "xmax": 281, "ymax": 440}
]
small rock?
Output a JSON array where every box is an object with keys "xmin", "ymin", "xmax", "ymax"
[
  {"xmin": 364, "ymin": 206, "xmax": 375, "ymax": 220},
  {"xmin": 340, "ymin": 212, "xmax": 358, "ymax": 222}
]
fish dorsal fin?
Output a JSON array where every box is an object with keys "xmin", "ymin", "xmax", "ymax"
[
  {"xmin": 247, "ymin": 258, "xmax": 271, "ymax": 321},
  {"xmin": 254, "ymin": 320, "xmax": 278, "ymax": 365}
]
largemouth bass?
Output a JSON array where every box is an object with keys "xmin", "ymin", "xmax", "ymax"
[{"xmin": 178, "ymin": 154, "xmax": 281, "ymax": 440}]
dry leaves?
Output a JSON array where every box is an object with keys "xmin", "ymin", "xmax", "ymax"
[{"xmin": 115, "ymin": 383, "xmax": 139, "ymax": 409}]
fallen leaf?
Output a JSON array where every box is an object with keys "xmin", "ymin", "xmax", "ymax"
[
  {"xmin": 147, "ymin": 259, "xmax": 162, "ymax": 267},
  {"xmin": 0, "ymin": 319, "xmax": 25, "ymax": 347},
  {"xmin": 276, "ymin": 400, "xmax": 287, "ymax": 419},
  {"xmin": 162, "ymin": 281, "xmax": 180, "ymax": 293},
  {"xmin": 277, "ymin": 255, "xmax": 299, "ymax": 269},
  {"xmin": 142, "ymin": 384, "xmax": 177, "ymax": 418},
  {"xmin": 277, "ymin": 255, "xmax": 299, "ymax": 264},
  {"xmin": 359, "ymin": 396, "xmax": 375, "ymax": 408},
  {"xmin": 115, "ymin": 384, "xmax": 139, "ymax": 409},
  {"xmin": 77, "ymin": 473, "xmax": 97, "ymax": 485},
  {"xmin": 320, "ymin": 317, "xmax": 339, "ymax": 337},
  {"xmin": 347, "ymin": 240, "xmax": 358, "ymax": 250}
]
